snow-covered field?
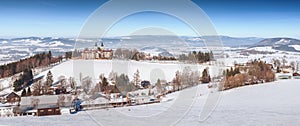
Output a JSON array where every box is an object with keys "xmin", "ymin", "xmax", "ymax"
[
  {"xmin": 35, "ymin": 60, "xmax": 221, "ymax": 85},
  {"xmin": 1, "ymin": 79, "xmax": 300, "ymax": 126},
  {"xmin": 222, "ymin": 47, "xmax": 300, "ymax": 67}
]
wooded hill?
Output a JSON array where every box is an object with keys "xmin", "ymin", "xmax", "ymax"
[{"xmin": 0, "ymin": 51, "xmax": 63, "ymax": 79}]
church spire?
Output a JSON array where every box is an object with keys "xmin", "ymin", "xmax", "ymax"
[
  {"xmin": 94, "ymin": 42, "xmax": 98, "ymax": 50},
  {"xmin": 100, "ymin": 42, "xmax": 104, "ymax": 51},
  {"xmin": 101, "ymin": 42, "xmax": 104, "ymax": 47}
]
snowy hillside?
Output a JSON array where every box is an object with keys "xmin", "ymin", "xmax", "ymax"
[
  {"xmin": 1, "ymin": 79, "xmax": 300, "ymax": 125},
  {"xmin": 251, "ymin": 38, "xmax": 300, "ymax": 52},
  {"xmin": 34, "ymin": 60, "xmax": 220, "ymax": 85}
]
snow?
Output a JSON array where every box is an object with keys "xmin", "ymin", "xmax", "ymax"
[
  {"xmin": 20, "ymin": 95, "xmax": 73, "ymax": 106},
  {"xmin": 0, "ymin": 79, "xmax": 300, "ymax": 125},
  {"xmin": 39, "ymin": 41, "xmax": 72, "ymax": 47},
  {"xmin": 289, "ymin": 45, "xmax": 300, "ymax": 51},
  {"xmin": 188, "ymin": 37, "xmax": 203, "ymax": 42},
  {"xmin": 141, "ymin": 48, "xmax": 163, "ymax": 56},
  {"xmin": 36, "ymin": 60, "xmax": 219, "ymax": 86},
  {"xmin": 12, "ymin": 39, "xmax": 42, "ymax": 44},
  {"xmin": 275, "ymin": 39, "xmax": 291, "ymax": 45},
  {"xmin": 248, "ymin": 46, "xmax": 277, "ymax": 52},
  {"xmin": 1, "ymin": 40, "xmax": 8, "ymax": 44},
  {"xmin": 0, "ymin": 78, "xmax": 13, "ymax": 96}
]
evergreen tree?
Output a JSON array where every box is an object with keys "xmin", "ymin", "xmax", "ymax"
[
  {"xmin": 101, "ymin": 76, "xmax": 109, "ymax": 91},
  {"xmin": 133, "ymin": 69, "xmax": 140, "ymax": 87},
  {"xmin": 209, "ymin": 51, "xmax": 214, "ymax": 60},
  {"xmin": 45, "ymin": 70, "xmax": 53, "ymax": 93},
  {"xmin": 201, "ymin": 68, "xmax": 211, "ymax": 83},
  {"xmin": 13, "ymin": 79, "xmax": 21, "ymax": 92},
  {"xmin": 65, "ymin": 52, "xmax": 72, "ymax": 60},
  {"xmin": 27, "ymin": 87, "xmax": 32, "ymax": 96},
  {"xmin": 21, "ymin": 88, "xmax": 27, "ymax": 97},
  {"xmin": 234, "ymin": 67, "xmax": 240, "ymax": 75},
  {"xmin": 48, "ymin": 51, "xmax": 52, "ymax": 59},
  {"xmin": 276, "ymin": 66, "xmax": 281, "ymax": 73},
  {"xmin": 229, "ymin": 67, "xmax": 234, "ymax": 76}
]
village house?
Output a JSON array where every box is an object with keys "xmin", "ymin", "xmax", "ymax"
[
  {"xmin": 81, "ymin": 42, "xmax": 113, "ymax": 60},
  {"xmin": 5, "ymin": 92, "xmax": 21, "ymax": 104},
  {"xmin": 17, "ymin": 94, "xmax": 73, "ymax": 116},
  {"xmin": 0, "ymin": 94, "xmax": 7, "ymax": 104},
  {"xmin": 37, "ymin": 107, "xmax": 61, "ymax": 116}
]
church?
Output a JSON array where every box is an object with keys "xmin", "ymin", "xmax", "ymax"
[{"xmin": 81, "ymin": 42, "xmax": 113, "ymax": 60}]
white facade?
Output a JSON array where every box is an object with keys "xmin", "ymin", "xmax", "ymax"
[{"xmin": 0, "ymin": 106, "xmax": 14, "ymax": 117}]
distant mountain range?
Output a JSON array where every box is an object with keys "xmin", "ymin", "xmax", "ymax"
[
  {"xmin": 0, "ymin": 36, "xmax": 299, "ymax": 64},
  {"xmin": 251, "ymin": 38, "xmax": 300, "ymax": 52},
  {"xmin": 184, "ymin": 36, "xmax": 264, "ymax": 47}
]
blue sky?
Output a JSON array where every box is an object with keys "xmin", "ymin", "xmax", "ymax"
[{"xmin": 0, "ymin": 0, "xmax": 299, "ymax": 38}]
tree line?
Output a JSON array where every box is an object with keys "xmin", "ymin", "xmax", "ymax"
[
  {"xmin": 113, "ymin": 48, "xmax": 177, "ymax": 61},
  {"xmin": 13, "ymin": 68, "xmax": 33, "ymax": 91},
  {"xmin": 178, "ymin": 51, "xmax": 214, "ymax": 63},
  {"xmin": 171, "ymin": 67, "xmax": 211, "ymax": 91},
  {"xmin": 0, "ymin": 51, "xmax": 62, "ymax": 79}
]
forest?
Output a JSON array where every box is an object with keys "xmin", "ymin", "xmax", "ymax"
[{"xmin": 0, "ymin": 51, "xmax": 62, "ymax": 79}]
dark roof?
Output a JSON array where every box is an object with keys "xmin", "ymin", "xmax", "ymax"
[{"xmin": 6, "ymin": 92, "xmax": 20, "ymax": 99}]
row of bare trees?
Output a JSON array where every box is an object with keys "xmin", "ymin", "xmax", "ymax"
[
  {"xmin": 272, "ymin": 58, "xmax": 300, "ymax": 73},
  {"xmin": 30, "ymin": 71, "xmax": 77, "ymax": 96},
  {"xmin": 171, "ymin": 67, "xmax": 210, "ymax": 91},
  {"xmin": 222, "ymin": 60, "xmax": 275, "ymax": 90}
]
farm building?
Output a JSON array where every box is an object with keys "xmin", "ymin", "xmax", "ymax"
[
  {"xmin": 37, "ymin": 107, "xmax": 61, "ymax": 116},
  {"xmin": 5, "ymin": 92, "xmax": 21, "ymax": 104}
]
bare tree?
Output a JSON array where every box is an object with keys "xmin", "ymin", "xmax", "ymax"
[
  {"xmin": 272, "ymin": 58, "xmax": 281, "ymax": 68},
  {"xmin": 30, "ymin": 98, "xmax": 40, "ymax": 109},
  {"xmin": 58, "ymin": 75, "xmax": 66, "ymax": 88},
  {"xmin": 282, "ymin": 58, "xmax": 287, "ymax": 67},
  {"xmin": 297, "ymin": 61, "xmax": 300, "ymax": 72},
  {"xmin": 81, "ymin": 76, "xmax": 92, "ymax": 94},
  {"xmin": 57, "ymin": 95, "xmax": 66, "ymax": 107},
  {"xmin": 174, "ymin": 70, "xmax": 181, "ymax": 91},
  {"xmin": 191, "ymin": 71, "xmax": 200, "ymax": 86},
  {"xmin": 290, "ymin": 61, "xmax": 296, "ymax": 72},
  {"xmin": 32, "ymin": 80, "xmax": 43, "ymax": 96},
  {"xmin": 79, "ymin": 72, "xmax": 83, "ymax": 82},
  {"xmin": 156, "ymin": 79, "xmax": 162, "ymax": 93},
  {"xmin": 114, "ymin": 48, "xmax": 122, "ymax": 59},
  {"xmin": 181, "ymin": 67, "xmax": 192, "ymax": 87},
  {"xmin": 68, "ymin": 77, "xmax": 76, "ymax": 90}
]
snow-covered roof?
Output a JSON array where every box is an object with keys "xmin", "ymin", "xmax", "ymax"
[
  {"xmin": 81, "ymin": 97, "xmax": 109, "ymax": 105},
  {"xmin": 0, "ymin": 103, "xmax": 13, "ymax": 108},
  {"xmin": 20, "ymin": 95, "xmax": 73, "ymax": 106}
]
